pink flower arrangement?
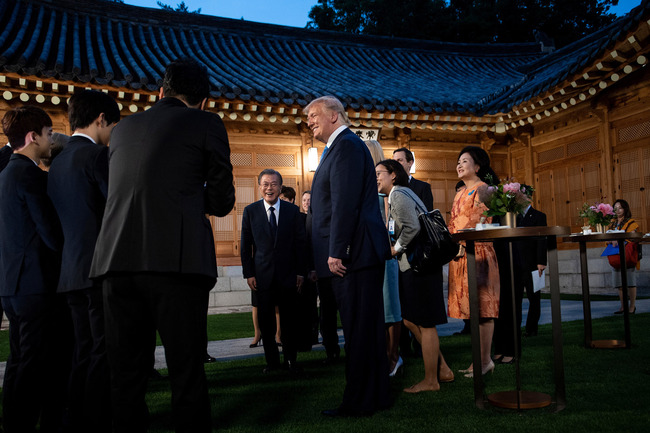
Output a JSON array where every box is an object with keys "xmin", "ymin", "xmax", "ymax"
[
  {"xmin": 579, "ymin": 202, "xmax": 615, "ymax": 226},
  {"xmin": 479, "ymin": 178, "xmax": 532, "ymax": 217},
  {"xmin": 502, "ymin": 182, "xmax": 521, "ymax": 194}
]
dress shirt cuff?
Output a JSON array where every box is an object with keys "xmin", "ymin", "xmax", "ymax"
[{"xmin": 394, "ymin": 240, "xmax": 405, "ymax": 253}]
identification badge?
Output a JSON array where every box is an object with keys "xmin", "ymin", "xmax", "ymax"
[{"xmin": 388, "ymin": 220, "xmax": 395, "ymax": 235}]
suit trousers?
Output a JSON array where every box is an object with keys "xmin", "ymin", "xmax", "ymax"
[
  {"xmin": 331, "ymin": 264, "xmax": 390, "ymax": 414},
  {"xmin": 1, "ymin": 294, "xmax": 68, "ymax": 433},
  {"xmin": 256, "ymin": 288, "xmax": 281, "ymax": 367},
  {"xmin": 316, "ymin": 277, "xmax": 340, "ymax": 358},
  {"xmin": 65, "ymin": 286, "xmax": 111, "ymax": 432},
  {"xmin": 518, "ymin": 269, "xmax": 541, "ymax": 334},
  {"xmin": 493, "ymin": 261, "xmax": 523, "ymax": 358},
  {"xmin": 103, "ymin": 273, "xmax": 212, "ymax": 433}
]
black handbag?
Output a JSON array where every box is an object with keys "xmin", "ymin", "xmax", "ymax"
[{"xmin": 398, "ymin": 191, "xmax": 458, "ymax": 273}]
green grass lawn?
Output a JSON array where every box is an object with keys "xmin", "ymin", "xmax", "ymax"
[
  {"xmin": 143, "ymin": 313, "xmax": 649, "ymax": 432},
  {"xmin": 2, "ymin": 312, "xmax": 649, "ymax": 432}
]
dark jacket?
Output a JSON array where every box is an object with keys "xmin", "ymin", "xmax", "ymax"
[
  {"xmin": 409, "ymin": 177, "xmax": 434, "ymax": 211},
  {"xmin": 310, "ymin": 128, "xmax": 391, "ymax": 277},
  {"xmin": 48, "ymin": 135, "xmax": 107, "ymax": 292},
  {"xmin": 0, "ymin": 154, "xmax": 62, "ymax": 296},
  {"xmin": 514, "ymin": 207, "xmax": 548, "ymax": 271},
  {"xmin": 90, "ymin": 97, "xmax": 235, "ymax": 282},
  {"xmin": 240, "ymin": 199, "xmax": 307, "ymax": 291}
]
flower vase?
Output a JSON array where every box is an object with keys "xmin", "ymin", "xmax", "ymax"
[
  {"xmin": 502, "ymin": 212, "xmax": 517, "ymax": 228},
  {"xmin": 595, "ymin": 223, "xmax": 605, "ymax": 233}
]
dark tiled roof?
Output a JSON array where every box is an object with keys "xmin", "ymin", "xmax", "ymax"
[{"xmin": 0, "ymin": 0, "xmax": 648, "ymax": 116}]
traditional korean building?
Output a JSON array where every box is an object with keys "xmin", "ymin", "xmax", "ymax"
[{"xmin": 1, "ymin": 0, "xmax": 649, "ymax": 294}]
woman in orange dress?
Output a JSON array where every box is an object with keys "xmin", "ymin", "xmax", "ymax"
[{"xmin": 448, "ymin": 146, "xmax": 500, "ymax": 377}]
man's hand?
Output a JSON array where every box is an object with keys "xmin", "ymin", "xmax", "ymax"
[
  {"xmin": 296, "ymin": 275, "xmax": 304, "ymax": 293},
  {"xmin": 308, "ymin": 270, "xmax": 318, "ymax": 282},
  {"xmin": 537, "ymin": 264, "xmax": 546, "ymax": 277},
  {"xmin": 328, "ymin": 257, "xmax": 347, "ymax": 277},
  {"xmin": 390, "ymin": 246, "xmax": 399, "ymax": 257},
  {"xmin": 247, "ymin": 277, "xmax": 257, "ymax": 291}
]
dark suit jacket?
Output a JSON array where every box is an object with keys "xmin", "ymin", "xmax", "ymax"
[
  {"xmin": 0, "ymin": 144, "xmax": 12, "ymax": 173},
  {"xmin": 514, "ymin": 207, "xmax": 548, "ymax": 272},
  {"xmin": 0, "ymin": 154, "xmax": 62, "ymax": 296},
  {"xmin": 310, "ymin": 128, "xmax": 390, "ymax": 277},
  {"xmin": 90, "ymin": 97, "xmax": 235, "ymax": 282},
  {"xmin": 48, "ymin": 135, "xmax": 107, "ymax": 292},
  {"xmin": 409, "ymin": 177, "xmax": 434, "ymax": 211},
  {"xmin": 240, "ymin": 199, "xmax": 307, "ymax": 292}
]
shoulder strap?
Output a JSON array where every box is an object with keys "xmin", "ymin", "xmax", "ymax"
[{"xmin": 394, "ymin": 188, "xmax": 428, "ymax": 215}]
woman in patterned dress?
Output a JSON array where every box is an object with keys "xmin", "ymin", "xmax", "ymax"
[{"xmin": 447, "ymin": 146, "xmax": 500, "ymax": 377}]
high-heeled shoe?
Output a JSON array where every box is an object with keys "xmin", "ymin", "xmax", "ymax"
[
  {"xmin": 464, "ymin": 360, "xmax": 495, "ymax": 378},
  {"xmin": 389, "ymin": 356, "xmax": 404, "ymax": 377},
  {"xmin": 458, "ymin": 366, "xmax": 473, "ymax": 374},
  {"xmin": 249, "ymin": 340, "xmax": 261, "ymax": 348}
]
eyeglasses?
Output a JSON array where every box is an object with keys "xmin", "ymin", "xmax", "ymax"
[{"xmin": 376, "ymin": 171, "xmax": 389, "ymax": 178}]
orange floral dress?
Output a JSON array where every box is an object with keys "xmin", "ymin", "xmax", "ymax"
[{"xmin": 447, "ymin": 183, "xmax": 500, "ymax": 319}]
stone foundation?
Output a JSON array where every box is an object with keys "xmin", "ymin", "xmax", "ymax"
[{"xmin": 210, "ymin": 246, "xmax": 649, "ymax": 309}]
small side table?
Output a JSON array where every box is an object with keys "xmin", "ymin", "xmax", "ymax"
[
  {"xmin": 561, "ymin": 231, "xmax": 643, "ymax": 349},
  {"xmin": 452, "ymin": 226, "xmax": 569, "ymax": 411}
]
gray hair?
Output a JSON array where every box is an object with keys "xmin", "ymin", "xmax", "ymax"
[
  {"xmin": 257, "ymin": 168, "xmax": 283, "ymax": 185},
  {"xmin": 304, "ymin": 95, "xmax": 350, "ymax": 126}
]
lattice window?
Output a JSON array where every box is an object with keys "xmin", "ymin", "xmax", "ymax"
[
  {"xmin": 537, "ymin": 146, "xmax": 565, "ymax": 164},
  {"xmin": 212, "ymin": 214, "xmax": 234, "ymax": 241},
  {"xmin": 235, "ymin": 177, "xmax": 257, "ymax": 205},
  {"xmin": 283, "ymin": 178, "xmax": 297, "ymax": 189},
  {"xmin": 256, "ymin": 153, "xmax": 295, "ymax": 167},
  {"xmin": 416, "ymin": 159, "xmax": 445, "ymax": 172},
  {"xmin": 567, "ymin": 136, "xmax": 598, "ymax": 157},
  {"xmin": 568, "ymin": 167, "xmax": 583, "ymax": 213},
  {"xmin": 231, "ymin": 153, "xmax": 253, "ymax": 166},
  {"xmin": 583, "ymin": 161, "xmax": 600, "ymax": 204},
  {"xmin": 618, "ymin": 120, "xmax": 650, "ymax": 144},
  {"xmin": 516, "ymin": 156, "xmax": 525, "ymax": 171},
  {"xmin": 492, "ymin": 156, "xmax": 507, "ymax": 177},
  {"xmin": 553, "ymin": 169, "xmax": 568, "ymax": 225},
  {"xmin": 445, "ymin": 158, "xmax": 458, "ymax": 173}
]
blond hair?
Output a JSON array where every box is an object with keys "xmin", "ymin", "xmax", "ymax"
[
  {"xmin": 304, "ymin": 95, "xmax": 350, "ymax": 126},
  {"xmin": 364, "ymin": 140, "xmax": 385, "ymax": 166}
]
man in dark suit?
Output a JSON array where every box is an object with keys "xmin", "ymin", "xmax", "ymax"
[
  {"xmin": 0, "ymin": 106, "xmax": 63, "ymax": 433},
  {"xmin": 306, "ymin": 95, "xmax": 391, "ymax": 417},
  {"xmin": 0, "ymin": 142, "xmax": 12, "ymax": 172},
  {"xmin": 392, "ymin": 147, "xmax": 433, "ymax": 211},
  {"xmin": 90, "ymin": 59, "xmax": 235, "ymax": 433},
  {"xmin": 515, "ymin": 198, "xmax": 547, "ymax": 337},
  {"xmin": 47, "ymin": 90, "xmax": 119, "ymax": 432},
  {"xmin": 241, "ymin": 169, "xmax": 307, "ymax": 373}
]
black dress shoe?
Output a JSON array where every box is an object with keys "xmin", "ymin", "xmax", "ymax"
[
  {"xmin": 262, "ymin": 364, "xmax": 281, "ymax": 374},
  {"xmin": 524, "ymin": 330, "xmax": 538, "ymax": 337},
  {"xmin": 285, "ymin": 360, "xmax": 303, "ymax": 374},
  {"xmin": 205, "ymin": 354, "xmax": 217, "ymax": 363}
]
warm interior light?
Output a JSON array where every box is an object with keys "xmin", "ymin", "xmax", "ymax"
[{"xmin": 308, "ymin": 147, "xmax": 319, "ymax": 172}]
